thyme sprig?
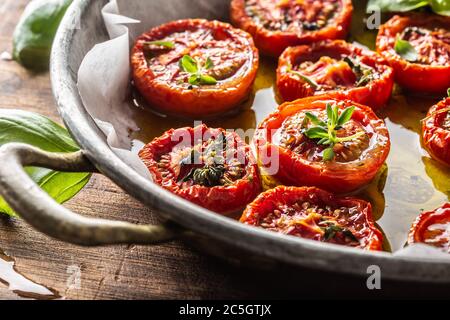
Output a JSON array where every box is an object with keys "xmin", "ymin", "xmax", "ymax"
[
  {"xmin": 343, "ymin": 57, "xmax": 374, "ymax": 87},
  {"xmin": 303, "ymin": 103, "xmax": 365, "ymax": 161},
  {"xmin": 286, "ymin": 65, "xmax": 319, "ymax": 89},
  {"xmin": 182, "ymin": 164, "xmax": 226, "ymax": 187},
  {"xmin": 322, "ymin": 224, "xmax": 359, "ymax": 242},
  {"xmin": 179, "ymin": 55, "xmax": 217, "ymax": 86},
  {"xmin": 180, "ymin": 133, "xmax": 227, "ymax": 186}
]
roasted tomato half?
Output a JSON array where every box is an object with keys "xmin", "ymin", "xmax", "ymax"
[
  {"xmin": 241, "ymin": 186, "xmax": 383, "ymax": 250},
  {"xmin": 277, "ymin": 40, "xmax": 394, "ymax": 110},
  {"xmin": 131, "ymin": 19, "xmax": 259, "ymax": 118},
  {"xmin": 253, "ymin": 95, "xmax": 390, "ymax": 193},
  {"xmin": 376, "ymin": 14, "xmax": 450, "ymax": 95},
  {"xmin": 422, "ymin": 96, "xmax": 450, "ymax": 166},
  {"xmin": 139, "ymin": 125, "xmax": 262, "ymax": 215},
  {"xmin": 230, "ymin": 0, "xmax": 353, "ymax": 57},
  {"xmin": 408, "ymin": 203, "xmax": 450, "ymax": 253}
]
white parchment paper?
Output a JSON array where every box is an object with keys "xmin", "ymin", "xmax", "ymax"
[
  {"xmin": 77, "ymin": 0, "xmax": 229, "ymax": 178},
  {"xmin": 76, "ymin": 0, "xmax": 450, "ymax": 259}
]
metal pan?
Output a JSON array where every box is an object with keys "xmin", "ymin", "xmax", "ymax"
[{"xmin": 0, "ymin": 0, "xmax": 449, "ymax": 284}]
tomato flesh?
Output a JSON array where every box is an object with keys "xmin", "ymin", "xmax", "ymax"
[
  {"xmin": 295, "ymin": 57, "xmax": 357, "ymax": 90},
  {"xmin": 277, "ymin": 41, "xmax": 394, "ymax": 110},
  {"xmin": 401, "ymin": 26, "xmax": 450, "ymax": 66},
  {"xmin": 244, "ymin": 0, "xmax": 340, "ymax": 33},
  {"xmin": 241, "ymin": 186, "xmax": 383, "ymax": 250},
  {"xmin": 139, "ymin": 125, "xmax": 262, "ymax": 215},
  {"xmin": 409, "ymin": 203, "xmax": 450, "ymax": 253},
  {"xmin": 376, "ymin": 14, "xmax": 450, "ymax": 94},
  {"xmin": 131, "ymin": 19, "xmax": 259, "ymax": 118},
  {"xmin": 253, "ymin": 95, "xmax": 390, "ymax": 193},
  {"xmin": 422, "ymin": 97, "xmax": 450, "ymax": 166},
  {"xmin": 231, "ymin": 0, "xmax": 353, "ymax": 57}
]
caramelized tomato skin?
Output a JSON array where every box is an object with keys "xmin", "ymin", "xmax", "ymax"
[
  {"xmin": 139, "ymin": 125, "xmax": 262, "ymax": 215},
  {"xmin": 230, "ymin": 0, "xmax": 353, "ymax": 57},
  {"xmin": 277, "ymin": 41, "xmax": 394, "ymax": 110},
  {"xmin": 422, "ymin": 97, "xmax": 450, "ymax": 166},
  {"xmin": 376, "ymin": 14, "xmax": 450, "ymax": 95},
  {"xmin": 240, "ymin": 186, "xmax": 383, "ymax": 250},
  {"xmin": 131, "ymin": 19, "xmax": 259, "ymax": 118},
  {"xmin": 408, "ymin": 203, "xmax": 450, "ymax": 252},
  {"xmin": 253, "ymin": 95, "xmax": 390, "ymax": 194}
]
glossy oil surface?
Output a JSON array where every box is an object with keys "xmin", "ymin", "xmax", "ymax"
[
  {"xmin": 128, "ymin": 2, "xmax": 450, "ymax": 252},
  {"xmin": 0, "ymin": 250, "xmax": 60, "ymax": 299}
]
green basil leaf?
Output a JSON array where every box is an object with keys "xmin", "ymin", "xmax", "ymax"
[
  {"xmin": 367, "ymin": 0, "xmax": 449, "ymax": 16},
  {"xmin": 337, "ymin": 106, "xmax": 356, "ymax": 127},
  {"xmin": 323, "ymin": 148, "xmax": 336, "ymax": 162},
  {"xmin": 447, "ymin": 88, "xmax": 450, "ymax": 97},
  {"xmin": 305, "ymin": 112, "xmax": 327, "ymax": 127},
  {"xmin": 0, "ymin": 109, "xmax": 79, "ymax": 152},
  {"xmin": 144, "ymin": 40, "xmax": 175, "ymax": 49},
  {"xmin": 13, "ymin": 0, "xmax": 73, "ymax": 71},
  {"xmin": 0, "ymin": 110, "xmax": 91, "ymax": 217},
  {"xmin": 199, "ymin": 74, "xmax": 218, "ymax": 85},
  {"xmin": 180, "ymin": 55, "xmax": 198, "ymax": 74},
  {"xmin": 304, "ymin": 127, "xmax": 329, "ymax": 139},
  {"xmin": 367, "ymin": 0, "xmax": 429, "ymax": 13},
  {"xmin": 394, "ymin": 36, "xmax": 418, "ymax": 62},
  {"xmin": 431, "ymin": 0, "xmax": 450, "ymax": 16}
]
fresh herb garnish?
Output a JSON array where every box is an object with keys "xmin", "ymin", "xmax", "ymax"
[
  {"xmin": 343, "ymin": 57, "xmax": 374, "ymax": 87},
  {"xmin": 367, "ymin": 0, "xmax": 450, "ymax": 17},
  {"xmin": 179, "ymin": 55, "xmax": 217, "ymax": 86},
  {"xmin": 144, "ymin": 40, "xmax": 175, "ymax": 49},
  {"xmin": 0, "ymin": 110, "xmax": 91, "ymax": 217},
  {"xmin": 323, "ymin": 225, "xmax": 344, "ymax": 241},
  {"xmin": 303, "ymin": 103, "xmax": 365, "ymax": 161},
  {"xmin": 322, "ymin": 224, "xmax": 358, "ymax": 242},
  {"xmin": 394, "ymin": 35, "xmax": 418, "ymax": 62},
  {"xmin": 180, "ymin": 134, "xmax": 228, "ymax": 186},
  {"xmin": 287, "ymin": 65, "xmax": 319, "ymax": 90},
  {"xmin": 343, "ymin": 229, "xmax": 359, "ymax": 242},
  {"xmin": 447, "ymin": 88, "xmax": 450, "ymax": 97},
  {"xmin": 182, "ymin": 164, "xmax": 226, "ymax": 187}
]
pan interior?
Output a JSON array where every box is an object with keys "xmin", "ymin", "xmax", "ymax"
[{"xmin": 116, "ymin": 0, "xmax": 450, "ymax": 252}]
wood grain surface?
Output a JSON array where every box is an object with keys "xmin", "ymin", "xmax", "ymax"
[
  {"xmin": 0, "ymin": 0, "xmax": 271, "ymax": 300},
  {"xmin": 2, "ymin": 0, "xmax": 450, "ymax": 301}
]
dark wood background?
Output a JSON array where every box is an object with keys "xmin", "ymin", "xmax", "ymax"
[{"xmin": 1, "ymin": 0, "xmax": 450, "ymax": 300}]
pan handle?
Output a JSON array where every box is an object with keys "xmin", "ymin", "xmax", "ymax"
[{"xmin": 0, "ymin": 143, "xmax": 178, "ymax": 246}]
